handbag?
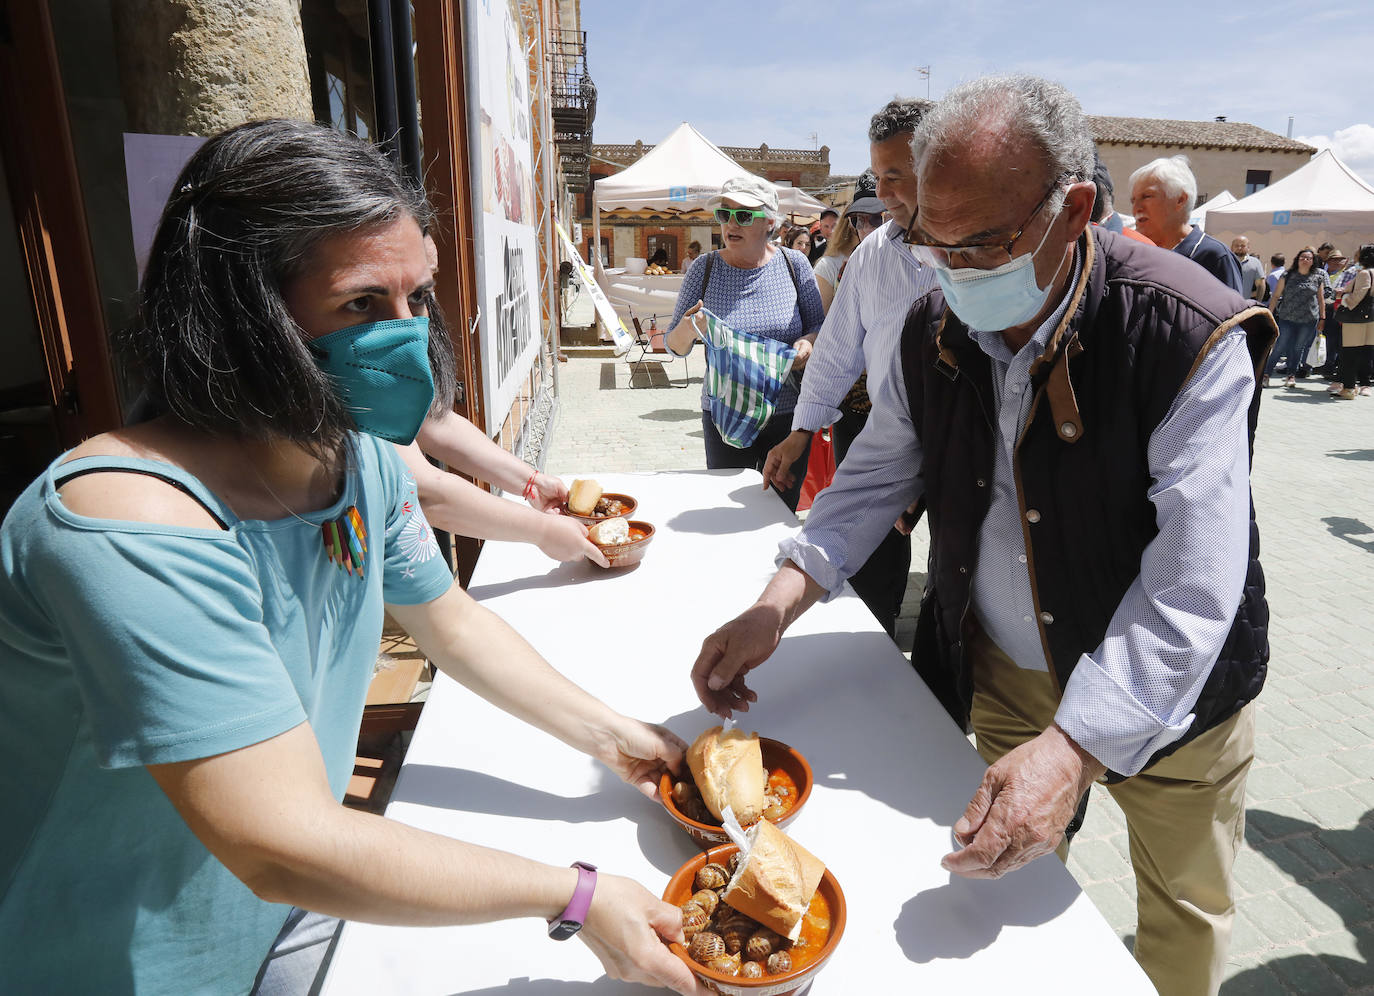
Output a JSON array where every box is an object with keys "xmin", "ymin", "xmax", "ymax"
[
  {"xmin": 694, "ymin": 308, "xmax": 797, "ymax": 449},
  {"xmin": 1334, "ymin": 287, "xmax": 1374, "ymax": 323},
  {"xmin": 796, "ymin": 426, "xmax": 836, "ymax": 512}
]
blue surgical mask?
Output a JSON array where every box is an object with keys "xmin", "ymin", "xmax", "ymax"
[
  {"xmin": 310, "ymin": 316, "xmax": 434, "ymax": 444},
  {"xmin": 930, "ymin": 218, "xmax": 1059, "ymax": 331}
]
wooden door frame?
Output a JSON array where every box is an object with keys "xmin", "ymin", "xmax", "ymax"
[
  {"xmin": 0, "ymin": 1, "xmax": 122, "ymax": 442},
  {"xmin": 413, "ymin": 0, "xmax": 487, "ymax": 584}
]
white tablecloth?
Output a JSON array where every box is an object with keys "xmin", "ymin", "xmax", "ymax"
[{"xmin": 322, "ymin": 470, "xmax": 1153, "ymax": 994}]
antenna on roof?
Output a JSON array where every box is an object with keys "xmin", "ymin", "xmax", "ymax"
[{"xmin": 1215, "ymin": 115, "xmax": 1227, "ymax": 122}]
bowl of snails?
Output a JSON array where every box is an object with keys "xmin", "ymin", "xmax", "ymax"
[
  {"xmin": 659, "ymin": 738, "xmax": 812, "ymax": 848},
  {"xmin": 663, "ymin": 843, "xmax": 846, "ymax": 996}
]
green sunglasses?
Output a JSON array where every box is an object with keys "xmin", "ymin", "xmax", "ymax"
[{"xmin": 714, "ymin": 207, "xmax": 768, "ymax": 226}]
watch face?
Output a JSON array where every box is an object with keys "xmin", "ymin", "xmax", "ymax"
[{"xmin": 547, "ymin": 919, "xmax": 583, "ymax": 941}]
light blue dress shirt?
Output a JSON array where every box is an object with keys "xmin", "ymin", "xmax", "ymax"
[
  {"xmin": 790, "ymin": 221, "xmax": 938, "ymax": 432},
  {"xmin": 781, "ymin": 243, "xmax": 1258, "ymax": 775}
]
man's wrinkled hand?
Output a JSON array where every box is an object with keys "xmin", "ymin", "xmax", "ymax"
[
  {"xmin": 690, "ymin": 603, "xmax": 786, "ymax": 717},
  {"xmin": 941, "ymin": 724, "xmax": 1105, "ymax": 879},
  {"xmin": 762, "ymin": 430, "xmax": 812, "ymax": 494}
]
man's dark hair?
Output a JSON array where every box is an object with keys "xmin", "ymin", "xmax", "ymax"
[
  {"xmin": 1091, "ymin": 150, "xmax": 1114, "ymax": 222},
  {"xmin": 820, "ymin": 208, "xmax": 839, "ymax": 219},
  {"xmin": 1358, "ymin": 244, "xmax": 1374, "ymax": 268},
  {"xmin": 1271, "ymin": 253, "xmax": 1285, "ymax": 267},
  {"xmin": 1317, "ymin": 241, "xmax": 1335, "ymax": 254},
  {"xmin": 868, "ymin": 98, "xmax": 926, "ymax": 143},
  {"xmin": 120, "ymin": 119, "xmax": 456, "ymax": 464}
]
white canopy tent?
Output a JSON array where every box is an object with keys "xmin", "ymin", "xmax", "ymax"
[
  {"xmin": 1191, "ymin": 189, "xmax": 1236, "ymax": 231},
  {"xmin": 591, "ymin": 122, "xmax": 827, "ymax": 280},
  {"xmin": 1206, "ymin": 149, "xmax": 1374, "ymax": 257}
]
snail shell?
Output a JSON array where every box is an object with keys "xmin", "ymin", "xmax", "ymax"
[
  {"xmin": 766, "ymin": 950, "xmax": 793, "ymax": 974},
  {"xmin": 694, "ymin": 862, "xmax": 729, "ymax": 891},
  {"xmin": 704, "ymin": 952, "xmax": 741, "ymax": 976},
  {"xmin": 720, "ymin": 923, "xmax": 750, "ymax": 955},
  {"xmin": 691, "ymin": 889, "xmax": 720, "ymax": 916},
  {"xmin": 680, "ymin": 902, "xmax": 710, "ymax": 940},
  {"xmin": 688, "ymin": 930, "xmax": 725, "ymax": 963},
  {"xmin": 740, "ymin": 960, "xmax": 765, "ymax": 979},
  {"xmin": 744, "ymin": 930, "xmax": 780, "ymax": 961},
  {"xmin": 671, "ymin": 781, "xmax": 697, "ymax": 809},
  {"xmin": 762, "ymin": 800, "xmax": 787, "ymax": 821},
  {"xmin": 727, "ymin": 852, "xmax": 742, "ymax": 875}
]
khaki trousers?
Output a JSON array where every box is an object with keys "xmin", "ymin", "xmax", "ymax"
[{"xmin": 968, "ymin": 627, "xmax": 1254, "ymax": 996}]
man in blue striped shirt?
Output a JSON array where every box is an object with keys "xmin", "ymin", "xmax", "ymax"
[
  {"xmin": 692, "ymin": 75, "xmax": 1276, "ymax": 996},
  {"xmin": 762, "ymin": 99, "xmax": 938, "ymax": 635}
]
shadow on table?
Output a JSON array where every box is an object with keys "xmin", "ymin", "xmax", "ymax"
[
  {"xmin": 894, "ymin": 867, "xmax": 1081, "ymax": 963},
  {"xmin": 466, "ymin": 560, "xmax": 633, "ymax": 601},
  {"xmin": 1219, "ymin": 808, "xmax": 1374, "ymax": 993},
  {"xmin": 665, "ymin": 483, "xmax": 797, "ymax": 535},
  {"xmin": 459, "ymin": 979, "xmax": 650, "ymax": 995},
  {"xmin": 1320, "ymin": 516, "xmax": 1374, "ymax": 554},
  {"xmin": 1327, "ymin": 448, "xmax": 1374, "ymax": 462}
]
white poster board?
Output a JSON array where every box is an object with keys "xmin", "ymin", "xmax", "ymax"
[
  {"xmin": 466, "ymin": 0, "xmax": 542, "ymax": 435},
  {"xmin": 555, "ymin": 221, "xmax": 633, "ymax": 355}
]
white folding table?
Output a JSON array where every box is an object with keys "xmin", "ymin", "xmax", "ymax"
[{"xmin": 321, "ymin": 469, "xmax": 1153, "ymax": 994}]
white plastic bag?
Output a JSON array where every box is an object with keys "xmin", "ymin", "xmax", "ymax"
[{"xmin": 1307, "ymin": 333, "xmax": 1327, "ymax": 369}]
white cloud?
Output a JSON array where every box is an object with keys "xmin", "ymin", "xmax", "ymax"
[{"xmin": 1294, "ymin": 124, "xmax": 1374, "ymax": 185}]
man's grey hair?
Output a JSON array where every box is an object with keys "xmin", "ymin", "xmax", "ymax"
[
  {"xmin": 911, "ymin": 75, "xmax": 1095, "ymax": 215},
  {"xmin": 868, "ymin": 98, "xmax": 927, "ymax": 143},
  {"xmin": 1128, "ymin": 155, "xmax": 1198, "ymax": 213}
]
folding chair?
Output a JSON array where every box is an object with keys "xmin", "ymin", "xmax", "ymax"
[{"xmin": 624, "ymin": 311, "xmax": 691, "ymax": 388}]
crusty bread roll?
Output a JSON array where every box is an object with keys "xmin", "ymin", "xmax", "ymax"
[
  {"xmin": 587, "ymin": 516, "xmax": 629, "ymax": 546},
  {"xmin": 686, "ymin": 726, "xmax": 765, "ymax": 825},
  {"xmin": 722, "ymin": 819, "xmax": 826, "ymax": 941},
  {"xmin": 568, "ymin": 478, "xmax": 602, "ymax": 515}
]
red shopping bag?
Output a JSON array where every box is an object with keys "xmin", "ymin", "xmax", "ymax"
[{"xmin": 796, "ymin": 427, "xmax": 836, "ymax": 512}]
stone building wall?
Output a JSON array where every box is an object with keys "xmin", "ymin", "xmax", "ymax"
[{"xmin": 1098, "ymin": 143, "xmax": 1312, "ymax": 213}]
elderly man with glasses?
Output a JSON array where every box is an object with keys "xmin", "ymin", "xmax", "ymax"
[
  {"xmin": 692, "ymin": 75, "xmax": 1277, "ymax": 996},
  {"xmin": 760, "ymin": 98, "xmax": 937, "ymax": 637}
]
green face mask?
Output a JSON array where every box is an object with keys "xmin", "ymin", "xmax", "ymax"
[{"xmin": 310, "ymin": 316, "xmax": 435, "ymax": 444}]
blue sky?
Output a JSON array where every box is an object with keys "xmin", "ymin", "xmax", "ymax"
[{"xmin": 581, "ymin": 1, "xmax": 1374, "ymax": 183}]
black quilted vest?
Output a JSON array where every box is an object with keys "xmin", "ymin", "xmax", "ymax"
[{"xmin": 902, "ymin": 227, "xmax": 1277, "ymax": 777}]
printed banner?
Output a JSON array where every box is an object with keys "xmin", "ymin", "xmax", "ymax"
[
  {"xmin": 466, "ymin": 0, "xmax": 542, "ymax": 435},
  {"xmin": 555, "ymin": 221, "xmax": 633, "ymax": 355}
]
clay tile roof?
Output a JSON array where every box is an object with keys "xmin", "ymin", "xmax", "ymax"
[{"xmin": 1089, "ymin": 115, "xmax": 1316, "ymax": 153}]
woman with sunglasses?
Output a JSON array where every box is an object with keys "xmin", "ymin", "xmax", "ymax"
[
  {"xmin": 0, "ymin": 120, "xmax": 704, "ymax": 996},
  {"xmin": 665, "ymin": 176, "xmax": 825, "ymax": 511}
]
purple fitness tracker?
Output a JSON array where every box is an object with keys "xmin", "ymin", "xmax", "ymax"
[{"xmin": 547, "ymin": 861, "xmax": 598, "ymax": 940}]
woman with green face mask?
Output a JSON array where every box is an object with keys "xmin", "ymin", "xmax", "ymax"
[{"xmin": 0, "ymin": 120, "xmax": 704, "ymax": 996}]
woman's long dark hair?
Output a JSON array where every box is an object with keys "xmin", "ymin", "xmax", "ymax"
[
  {"xmin": 1284, "ymin": 245, "xmax": 1318, "ymax": 280},
  {"xmin": 119, "ymin": 119, "xmax": 457, "ymax": 463}
]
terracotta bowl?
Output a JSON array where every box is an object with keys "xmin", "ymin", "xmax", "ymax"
[
  {"xmin": 593, "ymin": 519, "xmax": 654, "ymax": 569},
  {"xmin": 562, "ymin": 492, "xmax": 638, "ymax": 525},
  {"xmin": 659, "ymin": 738, "xmax": 813, "ymax": 848},
  {"xmin": 663, "ymin": 843, "xmax": 846, "ymax": 996}
]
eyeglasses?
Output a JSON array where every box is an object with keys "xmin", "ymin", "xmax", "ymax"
[
  {"xmin": 903, "ymin": 180, "xmax": 1064, "ymax": 269},
  {"xmin": 715, "ymin": 207, "xmax": 768, "ymax": 226}
]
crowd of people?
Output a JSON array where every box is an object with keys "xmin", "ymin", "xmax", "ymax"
[{"xmin": 0, "ymin": 64, "xmax": 1359, "ymax": 996}]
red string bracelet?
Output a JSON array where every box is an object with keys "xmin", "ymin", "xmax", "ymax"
[{"xmin": 521, "ymin": 471, "xmax": 538, "ymax": 501}]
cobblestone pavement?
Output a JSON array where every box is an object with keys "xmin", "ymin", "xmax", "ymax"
[{"xmin": 543, "ymin": 355, "xmax": 1374, "ymax": 993}]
